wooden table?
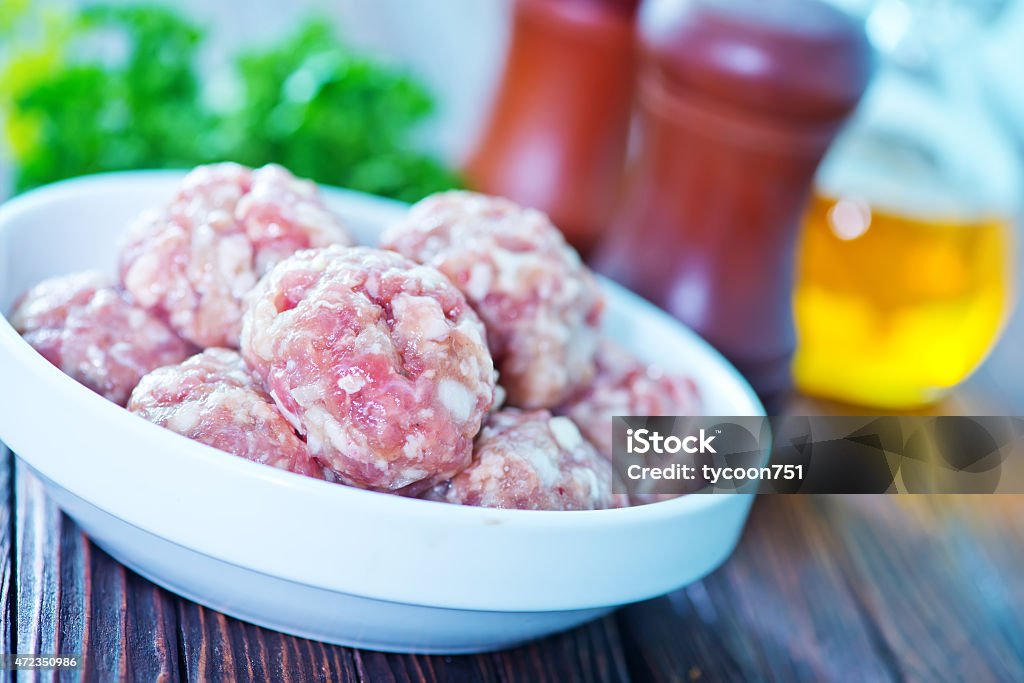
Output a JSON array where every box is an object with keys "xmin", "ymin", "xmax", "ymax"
[
  {"xmin": 2, "ymin": 459, "xmax": 1023, "ymax": 682},
  {"xmin": 3, "ymin": 290, "xmax": 1024, "ymax": 682}
]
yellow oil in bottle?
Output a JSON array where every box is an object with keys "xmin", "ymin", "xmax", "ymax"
[{"xmin": 793, "ymin": 192, "xmax": 1013, "ymax": 408}]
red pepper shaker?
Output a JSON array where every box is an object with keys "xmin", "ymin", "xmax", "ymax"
[
  {"xmin": 463, "ymin": 0, "xmax": 640, "ymax": 256},
  {"xmin": 592, "ymin": 0, "xmax": 873, "ymax": 403}
]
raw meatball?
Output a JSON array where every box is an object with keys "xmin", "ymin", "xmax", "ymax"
[
  {"xmin": 241, "ymin": 245, "xmax": 496, "ymax": 492},
  {"xmin": 237, "ymin": 164, "xmax": 352, "ymax": 273},
  {"xmin": 560, "ymin": 341, "xmax": 703, "ymax": 506},
  {"xmin": 426, "ymin": 409, "xmax": 612, "ymax": 511},
  {"xmin": 559, "ymin": 340, "xmax": 702, "ymax": 460},
  {"xmin": 128, "ymin": 348, "xmax": 324, "ymax": 478},
  {"xmin": 119, "ymin": 163, "xmax": 351, "ymax": 348},
  {"xmin": 10, "ymin": 271, "xmax": 191, "ymax": 405},
  {"xmin": 381, "ymin": 191, "xmax": 603, "ymax": 409}
]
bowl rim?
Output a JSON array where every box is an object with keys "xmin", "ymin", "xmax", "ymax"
[{"xmin": 0, "ymin": 170, "xmax": 767, "ymax": 531}]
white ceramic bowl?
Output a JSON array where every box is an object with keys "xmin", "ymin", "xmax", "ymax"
[{"xmin": 0, "ymin": 172, "xmax": 764, "ymax": 654}]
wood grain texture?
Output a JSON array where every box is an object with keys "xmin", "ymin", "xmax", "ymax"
[
  {"xmin": 0, "ymin": 453, "xmax": 12, "ymax": 683},
  {"xmin": 1, "ymin": 458, "xmax": 634, "ymax": 682},
  {"xmin": 14, "ymin": 460, "xmax": 182, "ymax": 683},
  {"xmin": 5, "ymin": 457, "xmax": 1024, "ymax": 682},
  {"xmin": 619, "ymin": 496, "xmax": 1024, "ymax": 683}
]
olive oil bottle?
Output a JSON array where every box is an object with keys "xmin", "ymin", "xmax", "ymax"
[
  {"xmin": 792, "ymin": 0, "xmax": 1019, "ymax": 407},
  {"xmin": 795, "ymin": 192, "xmax": 1013, "ymax": 407}
]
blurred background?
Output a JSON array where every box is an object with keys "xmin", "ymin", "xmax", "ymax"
[{"xmin": 2, "ymin": 0, "xmax": 1023, "ymax": 412}]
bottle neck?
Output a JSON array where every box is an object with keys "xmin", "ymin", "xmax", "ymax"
[{"xmin": 867, "ymin": 0, "xmax": 1003, "ymax": 67}]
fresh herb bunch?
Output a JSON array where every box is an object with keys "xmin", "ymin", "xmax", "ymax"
[
  {"xmin": 2, "ymin": 5, "xmax": 213, "ymax": 191},
  {"xmin": 0, "ymin": 5, "xmax": 460, "ymax": 201},
  {"xmin": 218, "ymin": 20, "xmax": 461, "ymax": 203}
]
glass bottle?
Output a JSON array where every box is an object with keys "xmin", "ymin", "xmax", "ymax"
[{"xmin": 793, "ymin": 0, "xmax": 1021, "ymax": 408}]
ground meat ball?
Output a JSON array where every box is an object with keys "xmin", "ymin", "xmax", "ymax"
[
  {"xmin": 559, "ymin": 341, "xmax": 703, "ymax": 506},
  {"xmin": 241, "ymin": 245, "xmax": 496, "ymax": 492},
  {"xmin": 9, "ymin": 271, "xmax": 191, "ymax": 405},
  {"xmin": 426, "ymin": 409, "xmax": 612, "ymax": 511},
  {"xmin": 558, "ymin": 340, "xmax": 702, "ymax": 460},
  {"xmin": 176, "ymin": 161, "xmax": 253, "ymax": 214},
  {"xmin": 237, "ymin": 164, "xmax": 352, "ymax": 273},
  {"xmin": 119, "ymin": 163, "xmax": 351, "ymax": 348},
  {"xmin": 608, "ymin": 468, "xmax": 632, "ymax": 509},
  {"xmin": 128, "ymin": 349, "xmax": 324, "ymax": 478},
  {"xmin": 380, "ymin": 191, "xmax": 604, "ymax": 409}
]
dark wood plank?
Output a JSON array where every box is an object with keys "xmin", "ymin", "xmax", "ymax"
[
  {"xmin": 618, "ymin": 496, "xmax": 1024, "ymax": 683},
  {"xmin": 119, "ymin": 556, "xmax": 181, "ymax": 681},
  {"xmin": 15, "ymin": 461, "xmax": 63, "ymax": 679},
  {"xmin": 9, "ymin": 448, "xmax": 1024, "ymax": 682},
  {"xmin": 489, "ymin": 616, "xmax": 630, "ymax": 683},
  {"xmin": 0, "ymin": 451, "xmax": 13, "ymax": 683},
  {"xmin": 8, "ymin": 462, "xmax": 632, "ymax": 682},
  {"xmin": 176, "ymin": 600, "xmax": 366, "ymax": 682},
  {"xmin": 619, "ymin": 497, "xmax": 901, "ymax": 683},
  {"xmin": 174, "ymin": 586, "xmax": 627, "ymax": 682},
  {"xmin": 14, "ymin": 462, "xmax": 1024, "ymax": 683},
  {"xmin": 816, "ymin": 496, "xmax": 1024, "ymax": 682},
  {"xmin": 13, "ymin": 461, "xmax": 181, "ymax": 682}
]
